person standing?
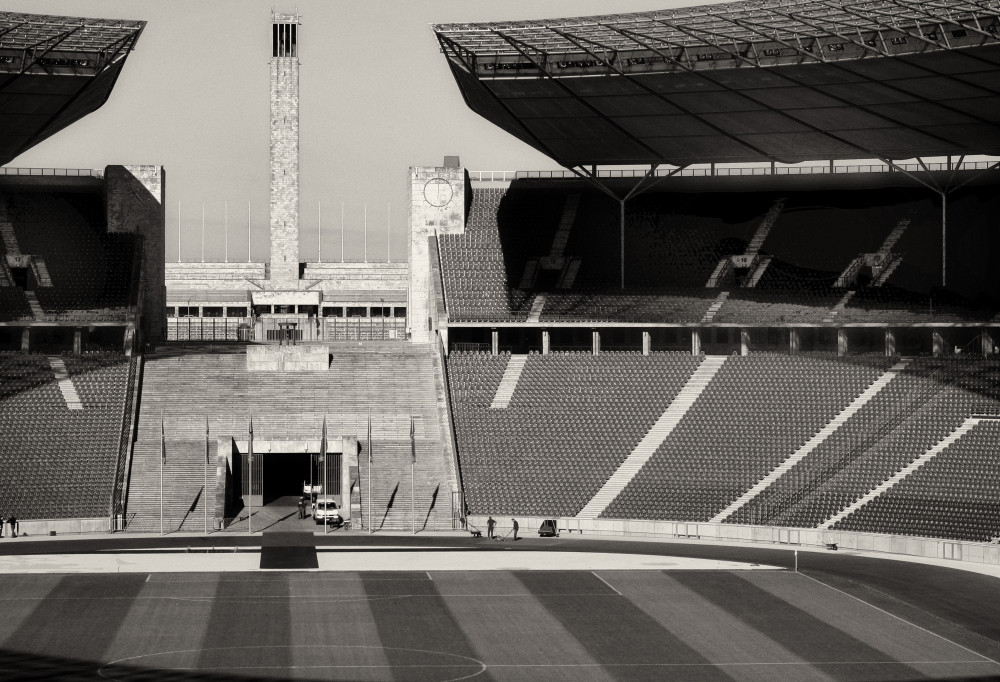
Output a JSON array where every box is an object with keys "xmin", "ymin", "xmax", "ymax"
[
  {"xmin": 511, "ymin": 518, "xmax": 519, "ymax": 541},
  {"xmin": 297, "ymin": 495, "xmax": 307, "ymax": 519},
  {"xmin": 0, "ymin": 514, "xmax": 5, "ymax": 538},
  {"xmin": 487, "ymin": 516, "xmax": 496, "ymax": 539},
  {"xmin": 6, "ymin": 514, "xmax": 17, "ymax": 538}
]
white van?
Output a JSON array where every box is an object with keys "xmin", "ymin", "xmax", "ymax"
[{"xmin": 314, "ymin": 495, "xmax": 342, "ymax": 526}]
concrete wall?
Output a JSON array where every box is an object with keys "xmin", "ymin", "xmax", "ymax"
[
  {"xmin": 409, "ymin": 165, "xmax": 465, "ymax": 343},
  {"xmin": 105, "ymin": 165, "xmax": 166, "ymax": 344}
]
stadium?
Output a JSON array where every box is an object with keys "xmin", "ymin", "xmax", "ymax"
[{"xmin": 2, "ymin": 1, "xmax": 1000, "ymax": 679}]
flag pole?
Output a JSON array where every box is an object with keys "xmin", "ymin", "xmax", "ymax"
[
  {"xmin": 411, "ymin": 415, "xmax": 415, "ymax": 535},
  {"xmin": 248, "ymin": 413, "xmax": 253, "ymax": 535},
  {"xmin": 159, "ymin": 411, "xmax": 164, "ymax": 536},
  {"xmin": 205, "ymin": 415, "xmax": 210, "ymax": 535},
  {"xmin": 322, "ymin": 415, "xmax": 328, "ymax": 535},
  {"xmin": 368, "ymin": 408, "xmax": 372, "ymax": 535}
]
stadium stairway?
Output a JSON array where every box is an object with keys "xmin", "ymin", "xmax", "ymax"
[
  {"xmin": 47, "ymin": 356, "xmax": 83, "ymax": 410},
  {"xmin": 701, "ymin": 291, "xmax": 729, "ymax": 322},
  {"xmin": 526, "ymin": 295, "xmax": 546, "ymax": 323},
  {"xmin": 490, "ymin": 354, "xmax": 528, "ymax": 409},
  {"xmin": 819, "ymin": 417, "xmax": 982, "ymax": 530},
  {"xmin": 823, "ymin": 291, "xmax": 855, "ymax": 323},
  {"xmin": 124, "ymin": 344, "xmax": 456, "ymax": 533},
  {"xmin": 743, "ymin": 256, "xmax": 773, "ymax": 288},
  {"xmin": 711, "ymin": 360, "xmax": 909, "ymax": 523},
  {"xmin": 576, "ymin": 355, "xmax": 725, "ymax": 519}
]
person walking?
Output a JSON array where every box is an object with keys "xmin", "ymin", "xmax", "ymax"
[
  {"xmin": 297, "ymin": 495, "xmax": 307, "ymax": 519},
  {"xmin": 487, "ymin": 516, "xmax": 496, "ymax": 539},
  {"xmin": 511, "ymin": 518, "xmax": 519, "ymax": 541}
]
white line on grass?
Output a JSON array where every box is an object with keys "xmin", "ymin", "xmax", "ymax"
[
  {"xmin": 797, "ymin": 571, "xmax": 1000, "ymax": 668},
  {"xmin": 591, "ymin": 571, "xmax": 621, "ymax": 595}
]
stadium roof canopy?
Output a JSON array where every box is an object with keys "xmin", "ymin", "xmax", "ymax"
[
  {"xmin": 0, "ymin": 12, "xmax": 146, "ymax": 166},
  {"xmin": 433, "ymin": 0, "xmax": 1000, "ymax": 168}
]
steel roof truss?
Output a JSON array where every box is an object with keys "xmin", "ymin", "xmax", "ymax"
[{"xmin": 491, "ymin": 29, "xmax": 671, "ymax": 163}]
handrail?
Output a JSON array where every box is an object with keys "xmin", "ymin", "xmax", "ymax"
[{"xmin": 469, "ymin": 160, "xmax": 999, "ymax": 181}]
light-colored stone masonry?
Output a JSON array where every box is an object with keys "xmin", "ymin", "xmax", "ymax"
[{"xmin": 269, "ymin": 13, "xmax": 300, "ymax": 286}]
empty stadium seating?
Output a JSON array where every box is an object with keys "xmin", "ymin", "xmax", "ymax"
[
  {"xmin": 3, "ymin": 190, "xmax": 135, "ymax": 321},
  {"xmin": 447, "ymin": 351, "xmax": 701, "ymax": 516},
  {"xmin": 0, "ymin": 352, "xmax": 133, "ymax": 520}
]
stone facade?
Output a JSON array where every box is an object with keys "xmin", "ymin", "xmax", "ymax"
[
  {"xmin": 105, "ymin": 164, "xmax": 166, "ymax": 343},
  {"xmin": 408, "ymin": 163, "xmax": 465, "ymax": 343},
  {"xmin": 269, "ymin": 12, "xmax": 300, "ymax": 286}
]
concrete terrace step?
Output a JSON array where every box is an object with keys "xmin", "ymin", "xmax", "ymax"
[
  {"xmin": 526, "ymin": 295, "xmax": 546, "ymax": 323},
  {"xmin": 819, "ymin": 417, "xmax": 982, "ymax": 530},
  {"xmin": 577, "ymin": 356, "xmax": 727, "ymax": 519},
  {"xmin": 490, "ymin": 354, "xmax": 528, "ymax": 409},
  {"xmin": 712, "ymin": 360, "xmax": 909, "ymax": 523}
]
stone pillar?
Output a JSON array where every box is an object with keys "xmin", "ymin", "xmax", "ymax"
[
  {"xmin": 408, "ymin": 163, "xmax": 466, "ymax": 344},
  {"xmin": 691, "ymin": 328, "xmax": 701, "ymax": 356},
  {"xmin": 592, "ymin": 329, "xmax": 600, "ymax": 356},
  {"xmin": 837, "ymin": 328, "xmax": 848, "ymax": 357},
  {"xmin": 740, "ymin": 328, "xmax": 750, "ymax": 356},
  {"xmin": 885, "ymin": 328, "xmax": 896, "ymax": 357},
  {"xmin": 491, "ymin": 329, "xmax": 498, "ymax": 356},
  {"xmin": 20, "ymin": 328, "xmax": 29, "ymax": 353},
  {"xmin": 789, "ymin": 328, "xmax": 800, "ymax": 355},
  {"xmin": 73, "ymin": 329, "xmax": 82, "ymax": 355},
  {"xmin": 269, "ymin": 12, "xmax": 301, "ymax": 285},
  {"xmin": 542, "ymin": 330, "xmax": 550, "ymax": 355},
  {"xmin": 932, "ymin": 331, "xmax": 945, "ymax": 357},
  {"xmin": 642, "ymin": 330, "xmax": 651, "ymax": 356}
]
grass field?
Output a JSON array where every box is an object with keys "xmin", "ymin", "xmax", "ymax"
[{"xmin": 1, "ymin": 567, "xmax": 997, "ymax": 681}]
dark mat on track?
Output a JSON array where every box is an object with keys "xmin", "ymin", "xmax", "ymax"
[{"xmin": 259, "ymin": 531, "xmax": 318, "ymax": 569}]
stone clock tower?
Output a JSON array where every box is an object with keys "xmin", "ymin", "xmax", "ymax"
[{"xmin": 408, "ymin": 159, "xmax": 465, "ymax": 344}]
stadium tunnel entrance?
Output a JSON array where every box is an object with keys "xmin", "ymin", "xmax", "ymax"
[{"xmin": 227, "ymin": 437, "xmax": 357, "ymax": 524}]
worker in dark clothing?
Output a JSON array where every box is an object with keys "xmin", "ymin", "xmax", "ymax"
[
  {"xmin": 487, "ymin": 516, "xmax": 496, "ymax": 539},
  {"xmin": 6, "ymin": 514, "xmax": 17, "ymax": 538},
  {"xmin": 511, "ymin": 518, "xmax": 519, "ymax": 541},
  {"xmin": 297, "ymin": 496, "xmax": 307, "ymax": 519}
]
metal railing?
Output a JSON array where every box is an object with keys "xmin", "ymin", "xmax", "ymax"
[
  {"xmin": 0, "ymin": 167, "xmax": 103, "ymax": 178},
  {"xmin": 477, "ymin": 160, "xmax": 999, "ymax": 181}
]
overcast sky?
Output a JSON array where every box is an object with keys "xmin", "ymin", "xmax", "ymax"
[{"xmin": 6, "ymin": 0, "xmax": 736, "ymax": 263}]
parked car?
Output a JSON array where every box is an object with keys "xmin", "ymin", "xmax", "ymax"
[
  {"xmin": 314, "ymin": 495, "xmax": 342, "ymax": 527},
  {"xmin": 538, "ymin": 519, "xmax": 559, "ymax": 537}
]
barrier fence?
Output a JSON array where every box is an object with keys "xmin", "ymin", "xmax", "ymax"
[{"xmin": 466, "ymin": 516, "xmax": 1000, "ymax": 567}]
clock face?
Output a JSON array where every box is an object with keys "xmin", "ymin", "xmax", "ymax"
[{"xmin": 423, "ymin": 177, "xmax": 454, "ymax": 207}]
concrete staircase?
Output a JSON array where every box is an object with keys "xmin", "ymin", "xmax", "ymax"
[
  {"xmin": 744, "ymin": 198, "xmax": 785, "ymax": 256},
  {"xmin": 743, "ymin": 256, "xmax": 772, "ymax": 288},
  {"xmin": 518, "ymin": 259, "xmax": 538, "ymax": 289},
  {"xmin": 557, "ymin": 258, "xmax": 581, "ymax": 289},
  {"xmin": 548, "ymin": 194, "xmax": 580, "ymax": 259},
  {"xmin": 872, "ymin": 255, "xmax": 903, "ymax": 287},
  {"xmin": 712, "ymin": 360, "xmax": 909, "ymax": 523},
  {"xmin": 31, "ymin": 258, "xmax": 53, "ymax": 287},
  {"xmin": 701, "ymin": 291, "xmax": 729, "ymax": 322},
  {"xmin": 819, "ymin": 417, "xmax": 981, "ymax": 530},
  {"xmin": 46, "ymin": 356, "xmax": 84, "ymax": 410},
  {"xmin": 834, "ymin": 257, "xmax": 863, "ymax": 288},
  {"xmin": 526, "ymin": 295, "xmax": 546, "ymax": 323},
  {"xmin": 823, "ymin": 291, "xmax": 855, "ymax": 323},
  {"xmin": 490, "ymin": 354, "xmax": 528, "ymax": 409},
  {"xmin": 706, "ymin": 258, "xmax": 732, "ymax": 288},
  {"xmin": 879, "ymin": 218, "xmax": 909, "ymax": 254},
  {"xmin": 0, "ymin": 197, "xmax": 20, "ymax": 255},
  {"xmin": 125, "ymin": 345, "xmax": 454, "ymax": 532},
  {"xmin": 24, "ymin": 291, "xmax": 43, "ymax": 319},
  {"xmin": 577, "ymin": 356, "xmax": 727, "ymax": 519}
]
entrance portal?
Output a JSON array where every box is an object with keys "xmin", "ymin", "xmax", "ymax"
[{"xmin": 262, "ymin": 452, "xmax": 311, "ymax": 506}]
